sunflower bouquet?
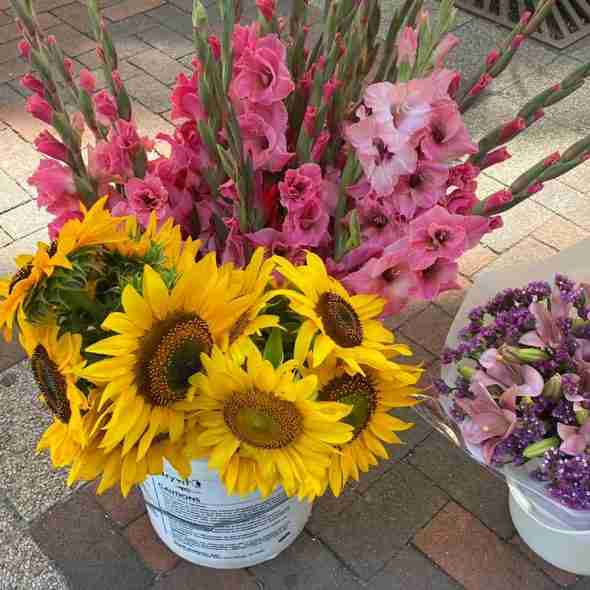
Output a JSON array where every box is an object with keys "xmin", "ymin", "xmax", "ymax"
[{"xmin": 0, "ymin": 199, "xmax": 421, "ymax": 500}]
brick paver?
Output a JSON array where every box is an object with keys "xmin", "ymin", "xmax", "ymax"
[{"xmin": 1, "ymin": 0, "xmax": 590, "ymax": 589}]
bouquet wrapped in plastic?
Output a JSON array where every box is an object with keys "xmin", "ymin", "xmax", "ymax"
[{"xmin": 421, "ymin": 239, "xmax": 590, "ymax": 529}]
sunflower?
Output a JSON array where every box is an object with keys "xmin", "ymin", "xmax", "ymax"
[
  {"xmin": 314, "ymin": 358, "xmax": 421, "ymax": 496},
  {"xmin": 80, "ymin": 254, "xmax": 253, "ymax": 472},
  {"xmin": 221, "ymin": 248, "xmax": 280, "ymax": 359},
  {"xmin": 189, "ymin": 346, "xmax": 354, "ymax": 498},
  {"xmin": 111, "ymin": 213, "xmax": 200, "ymax": 273},
  {"xmin": 274, "ymin": 253, "xmax": 397, "ymax": 373},
  {"xmin": 66, "ymin": 389, "xmax": 194, "ymax": 496},
  {"xmin": 19, "ymin": 316, "xmax": 89, "ymax": 467},
  {"xmin": 0, "ymin": 244, "xmax": 72, "ymax": 340}
]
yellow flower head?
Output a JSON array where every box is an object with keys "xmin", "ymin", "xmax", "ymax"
[
  {"xmin": 19, "ymin": 317, "xmax": 89, "ymax": 467},
  {"xmin": 80, "ymin": 254, "xmax": 253, "ymax": 471},
  {"xmin": 274, "ymin": 252, "xmax": 397, "ymax": 374},
  {"xmin": 189, "ymin": 346, "xmax": 354, "ymax": 499},
  {"xmin": 221, "ymin": 248, "xmax": 280, "ymax": 359},
  {"xmin": 313, "ymin": 358, "xmax": 422, "ymax": 497}
]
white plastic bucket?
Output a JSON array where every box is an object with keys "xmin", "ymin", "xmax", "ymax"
[
  {"xmin": 509, "ymin": 482, "xmax": 590, "ymax": 575},
  {"xmin": 140, "ymin": 459, "xmax": 312, "ymax": 568}
]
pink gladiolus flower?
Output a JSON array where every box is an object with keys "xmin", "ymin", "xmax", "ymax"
[
  {"xmin": 416, "ymin": 257, "xmax": 459, "ymax": 300},
  {"xmin": 457, "ymin": 382, "xmax": 518, "ymax": 464},
  {"xmin": 475, "ymin": 348, "xmax": 544, "ymax": 397},
  {"xmin": 79, "ymin": 68, "xmax": 97, "ymax": 94},
  {"xmin": 20, "ymin": 73, "xmax": 45, "ymax": 96},
  {"xmin": 125, "ymin": 175, "xmax": 171, "ymax": 226},
  {"xmin": 28, "ymin": 159, "xmax": 79, "ymax": 218},
  {"xmin": 48, "ymin": 210, "xmax": 84, "ymax": 240},
  {"xmin": 283, "ymin": 198, "xmax": 329, "ymax": 248},
  {"xmin": 256, "ymin": 0, "xmax": 276, "ymax": 22},
  {"xmin": 170, "ymin": 72, "xmax": 207, "ymax": 122},
  {"xmin": 448, "ymin": 162, "xmax": 479, "ymax": 191},
  {"xmin": 114, "ymin": 119, "xmax": 142, "ymax": 153},
  {"xmin": 94, "ymin": 90, "xmax": 118, "ymax": 123},
  {"xmin": 442, "ymin": 188, "xmax": 478, "ymax": 215},
  {"xmin": 232, "ymin": 34, "xmax": 294, "ymax": 105},
  {"xmin": 346, "ymin": 115, "xmax": 417, "ymax": 196},
  {"xmin": 407, "ymin": 206, "xmax": 484, "ymax": 270},
  {"xmin": 222, "ymin": 218, "xmax": 248, "ymax": 267},
  {"xmin": 34, "ymin": 131, "xmax": 69, "ymax": 163},
  {"xmin": 279, "ymin": 163, "xmax": 322, "ymax": 211},
  {"xmin": 345, "ymin": 245, "xmax": 418, "ymax": 314},
  {"xmin": 88, "ymin": 140, "xmax": 133, "ymax": 182},
  {"xmin": 247, "ymin": 228, "xmax": 306, "ymax": 264},
  {"xmin": 232, "ymin": 24, "xmax": 258, "ymax": 63},
  {"xmin": 432, "ymin": 33, "xmax": 459, "ymax": 68},
  {"xmin": 394, "ymin": 160, "xmax": 448, "ymax": 219},
  {"xmin": 520, "ymin": 289, "xmax": 570, "ymax": 349},
  {"xmin": 239, "ymin": 105, "xmax": 293, "ymax": 172},
  {"xmin": 558, "ymin": 422, "xmax": 590, "ymax": 456},
  {"xmin": 421, "ymin": 100, "xmax": 477, "ymax": 161},
  {"xmin": 397, "ymin": 26, "xmax": 418, "ymax": 67},
  {"xmin": 483, "ymin": 189, "xmax": 512, "ymax": 214},
  {"xmin": 18, "ymin": 39, "xmax": 31, "ymax": 60},
  {"xmin": 26, "ymin": 94, "xmax": 53, "ymax": 124}
]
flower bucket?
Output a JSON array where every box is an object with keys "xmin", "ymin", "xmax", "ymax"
[
  {"xmin": 508, "ymin": 481, "xmax": 590, "ymax": 575},
  {"xmin": 140, "ymin": 459, "xmax": 312, "ymax": 569}
]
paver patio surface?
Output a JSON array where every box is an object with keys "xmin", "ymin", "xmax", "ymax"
[{"xmin": 1, "ymin": 0, "xmax": 590, "ymax": 588}]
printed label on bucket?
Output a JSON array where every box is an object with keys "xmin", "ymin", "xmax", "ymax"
[{"xmin": 141, "ymin": 462, "xmax": 311, "ymax": 567}]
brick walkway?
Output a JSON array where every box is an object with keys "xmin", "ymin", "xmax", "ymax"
[{"xmin": 2, "ymin": 0, "xmax": 590, "ymax": 588}]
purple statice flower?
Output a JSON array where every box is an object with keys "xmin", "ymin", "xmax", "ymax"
[
  {"xmin": 555, "ymin": 274, "xmax": 575, "ymax": 297},
  {"xmin": 552, "ymin": 398, "xmax": 578, "ymax": 426},
  {"xmin": 433, "ymin": 378, "xmax": 451, "ymax": 396},
  {"xmin": 535, "ymin": 448, "xmax": 590, "ymax": 510},
  {"xmin": 492, "ymin": 403, "xmax": 548, "ymax": 466},
  {"xmin": 451, "ymin": 402, "xmax": 467, "ymax": 422},
  {"xmin": 522, "ymin": 281, "xmax": 552, "ymax": 303}
]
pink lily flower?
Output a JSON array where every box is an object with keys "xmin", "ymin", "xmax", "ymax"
[
  {"xmin": 520, "ymin": 289, "xmax": 570, "ymax": 349},
  {"xmin": 557, "ymin": 421, "xmax": 590, "ymax": 456},
  {"xmin": 475, "ymin": 348, "xmax": 544, "ymax": 397},
  {"xmin": 457, "ymin": 382, "xmax": 518, "ymax": 464}
]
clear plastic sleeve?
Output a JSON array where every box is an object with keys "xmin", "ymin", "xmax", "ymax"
[{"xmin": 415, "ymin": 238, "xmax": 590, "ymax": 530}]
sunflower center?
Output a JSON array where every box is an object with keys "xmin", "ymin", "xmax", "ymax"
[
  {"xmin": 31, "ymin": 345, "xmax": 71, "ymax": 423},
  {"xmin": 319, "ymin": 374, "xmax": 377, "ymax": 439},
  {"xmin": 223, "ymin": 389, "xmax": 303, "ymax": 449},
  {"xmin": 144, "ymin": 315, "xmax": 213, "ymax": 406},
  {"xmin": 316, "ymin": 292, "xmax": 363, "ymax": 348},
  {"xmin": 9, "ymin": 264, "xmax": 33, "ymax": 294}
]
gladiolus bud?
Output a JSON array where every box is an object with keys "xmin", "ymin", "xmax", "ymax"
[
  {"xmin": 96, "ymin": 46, "xmax": 106, "ymax": 63},
  {"xmin": 79, "ymin": 68, "xmax": 97, "ymax": 94},
  {"xmin": 303, "ymin": 106, "xmax": 317, "ymax": 136},
  {"xmin": 323, "ymin": 77, "xmax": 341, "ymax": 103},
  {"xmin": 256, "ymin": 0, "xmax": 275, "ymax": 22},
  {"xmin": 111, "ymin": 70, "xmax": 123, "ymax": 90},
  {"xmin": 208, "ymin": 35, "xmax": 221, "ymax": 60},
  {"xmin": 26, "ymin": 94, "xmax": 53, "ymax": 124},
  {"xmin": 544, "ymin": 151, "xmax": 560, "ymax": 167},
  {"xmin": 511, "ymin": 34, "xmax": 525, "ymax": 50},
  {"xmin": 551, "ymin": 83, "xmax": 561, "ymax": 92},
  {"xmin": 18, "ymin": 39, "xmax": 31, "ymax": 60},
  {"xmin": 94, "ymin": 90, "xmax": 118, "ymax": 121},
  {"xmin": 397, "ymin": 26, "xmax": 418, "ymax": 68},
  {"xmin": 483, "ymin": 189, "xmax": 513, "ymax": 213},
  {"xmin": 47, "ymin": 35, "xmax": 57, "ymax": 46},
  {"xmin": 485, "ymin": 49, "xmax": 501, "ymax": 68},
  {"xmin": 527, "ymin": 181, "xmax": 544, "ymax": 195},
  {"xmin": 500, "ymin": 117, "xmax": 526, "ymax": 142},
  {"xmin": 71, "ymin": 111, "xmax": 85, "ymax": 134},
  {"xmin": 468, "ymin": 73, "xmax": 492, "ymax": 98},
  {"xmin": 531, "ymin": 109, "xmax": 544, "ymax": 123},
  {"xmin": 63, "ymin": 57, "xmax": 74, "ymax": 80},
  {"xmin": 311, "ymin": 130, "xmax": 330, "ymax": 161},
  {"xmin": 489, "ymin": 216, "xmax": 503, "ymax": 230},
  {"xmin": 480, "ymin": 147, "xmax": 511, "ymax": 170},
  {"xmin": 20, "ymin": 73, "xmax": 45, "ymax": 96},
  {"xmin": 520, "ymin": 11, "xmax": 532, "ymax": 25},
  {"xmin": 34, "ymin": 130, "xmax": 70, "ymax": 163},
  {"xmin": 448, "ymin": 72, "xmax": 461, "ymax": 98}
]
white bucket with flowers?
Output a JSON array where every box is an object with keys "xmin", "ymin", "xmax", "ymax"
[
  {"xmin": 4, "ymin": 200, "xmax": 420, "ymax": 569},
  {"xmin": 423, "ymin": 238, "xmax": 590, "ymax": 575}
]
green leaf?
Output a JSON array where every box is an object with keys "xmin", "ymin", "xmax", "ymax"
[{"xmin": 263, "ymin": 328, "xmax": 284, "ymax": 369}]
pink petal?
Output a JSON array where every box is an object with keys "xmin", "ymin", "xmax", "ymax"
[{"xmin": 519, "ymin": 331, "xmax": 546, "ymax": 348}]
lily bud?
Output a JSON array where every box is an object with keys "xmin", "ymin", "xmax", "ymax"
[
  {"xmin": 523, "ymin": 436, "xmax": 560, "ymax": 459},
  {"xmin": 501, "ymin": 345, "xmax": 550, "ymax": 363},
  {"xmin": 457, "ymin": 363, "xmax": 476, "ymax": 380},
  {"xmin": 576, "ymin": 409, "xmax": 590, "ymax": 425},
  {"xmin": 542, "ymin": 374, "xmax": 561, "ymax": 401}
]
